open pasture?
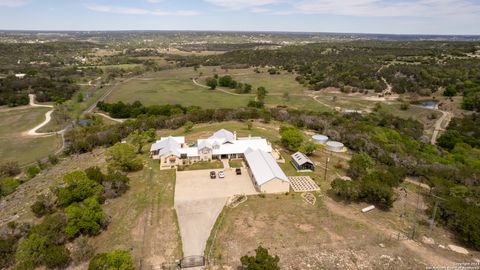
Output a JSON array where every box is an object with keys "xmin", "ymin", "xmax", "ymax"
[{"xmin": 0, "ymin": 106, "xmax": 62, "ymax": 165}]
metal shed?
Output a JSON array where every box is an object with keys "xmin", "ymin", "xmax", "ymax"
[{"xmin": 291, "ymin": 152, "xmax": 315, "ymax": 171}]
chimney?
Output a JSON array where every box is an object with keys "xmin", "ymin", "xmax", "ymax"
[{"xmin": 234, "ymin": 131, "xmax": 237, "ymax": 140}]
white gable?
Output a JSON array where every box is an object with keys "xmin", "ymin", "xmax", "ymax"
[{"xmin": 244, "ymin": 148, "xmax": 288, "ymax": 186}]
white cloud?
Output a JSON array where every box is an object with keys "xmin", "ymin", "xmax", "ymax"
[
  {"xmin": 293, "ymin": 0, "xmax": 480, "ymax": 18},
  {"xmin": 204, "ymin": 0, "xmax": 480, "ymax": 20},
  {"xmin": 204, "ymin": 0, "xmax": 280, "ymax": 9},
  {"xmin": 0, "ymin": 0, "xmax": 28, "ymax": 7},
  {"xmin": 86, "ymin": 4, "xmax": 200, "ymax": 16}
]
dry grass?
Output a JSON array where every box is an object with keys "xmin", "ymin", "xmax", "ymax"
[
  {"xmin": 90, "ymin": 158, "xmax": 182, "ymax": 268},
  {"xmin": 0, "ymin": 106, "xmax": 62, "ymax": 165}
]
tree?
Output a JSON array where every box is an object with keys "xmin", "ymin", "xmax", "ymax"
[
  {"xmin": 300, "ymin": 141, "xmax": 318, "ymax": 156},
  {"xmin": 280, "ymin": 126, "xmax": 304, "ymax": 151},
  {"xmin": 240, "ymin": 246, "xmax": 280, "ymax": 270},
  {"xmin": 128, "ymin": 130, "xmax": 150, "ymax": 154},
  {"xmin": 106, "ymin": 143, "xmax": 143, "ymax": 173},
  {"xmin": 443, "ymin": 85, "xmax": 457, "ymax": 97},
  {"xmin": 205, "ymin": 77, "xmax": 217, "ymax": 90},
  {"xmin": 184, "ymin": 121, "xmax": 194, "ymax": 133},
  {"xmin": 347, "ymin": 152, "xmax": 375, "ymax": 179},
  {"xmin": 14, "ymin": 233, "xmax": 48, "ymax": 270},
  {"xmin": 331, "ymin": 178, "xmax": 360, "ymax": 201},
  {"xmin": 57, "ymin": 171, "xmax": 104, "ymax": 207},
  {"xmin": 218, "ymin": 75, "xmax": 234, "ymax": 87},
  {"xmin": 88, "ymin": 250, "xmax": 134, "ymax": 270},
  {"xmin": 64, "ymin": 197, "xmax": 107, "ymax": 238},
  {"xmin": 256, "ymin": 86, "xmax": 267, "ymax": 102}
]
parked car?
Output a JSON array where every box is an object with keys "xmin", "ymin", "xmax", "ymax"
[
  {"xmin": 218, "ymin": 171, "xmax": 225, "ymax": 178},
  {"xmin": 235, "ymin": 168, "xmax": 242, "ymax": 175},
  {"xmin": 210, "ymin": 171, "xmax": 216, "ymax": 179}
]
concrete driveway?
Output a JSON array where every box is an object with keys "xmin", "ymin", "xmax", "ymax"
[{"xmin": 174, "ymin": 167, "xmax": 257, "ymax": 257}]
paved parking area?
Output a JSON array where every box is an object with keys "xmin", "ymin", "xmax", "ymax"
[
  {"xmin": 288, "ymin": 176, "xmax": 321, "ymax": 192},
  {"xmin": 174, "ymin": 167, "xmax": 258, "ymax": 257}
]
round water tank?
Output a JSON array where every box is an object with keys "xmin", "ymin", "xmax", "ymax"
[
  {"xmin": 312, "ymin": 134, "xmax": 329, "ymax": 144},
  {"xmin": 326, "ymin": 141, "xmax": 344, "ymax": 152}
]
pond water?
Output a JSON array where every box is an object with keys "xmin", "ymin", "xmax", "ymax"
[{"xmin": 417, "ymin": 100, "xmax": 439, "ymax": 109}]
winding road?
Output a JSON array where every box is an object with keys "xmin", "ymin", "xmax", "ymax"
[{"xmin": 23, "ymin": 94, "xmax": 60, "ymax": 137}]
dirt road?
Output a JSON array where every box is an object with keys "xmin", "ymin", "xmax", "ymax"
[{"xmin": 431, "ymin": 109, "xmax": 453, "ymax": 145}]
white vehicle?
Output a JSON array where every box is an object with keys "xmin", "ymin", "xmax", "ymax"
[{"xmin": 218, "ymin": 171, "xmax": 225, "ymax": 178}]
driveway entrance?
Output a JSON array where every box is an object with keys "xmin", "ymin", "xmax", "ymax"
[{"xmin": 174, "ymin": 168, "xmax": 257, "ymax": 257}]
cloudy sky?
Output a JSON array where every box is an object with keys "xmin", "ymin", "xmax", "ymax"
[{"xmin": 0, "ymin": 0, "xmax": 479, "ymax": 34}]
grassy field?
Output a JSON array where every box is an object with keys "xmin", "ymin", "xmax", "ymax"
[
  {"xmin": 106, "ymin": 67, "xmax": 330, "ymax": 111},
  {"xmin": 0, "ymin": 106, "xmax": 62, "ymax": 165},
  {"xmin": 90, "ymin": 158, "xmax": 182, "ymax": 268}
]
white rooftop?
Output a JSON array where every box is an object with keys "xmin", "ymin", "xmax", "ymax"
[{"xmin": 244, "ymin": 148, "xmax": 289, "ymax": 186}]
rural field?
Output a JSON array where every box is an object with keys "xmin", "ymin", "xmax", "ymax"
[
  {"xmin": 0, "ymin": 106, "xmax": 62, "ymax": 165},
  {"xmin": 106, "ymin": 67, "xmax": 330, "ymax": 111}
]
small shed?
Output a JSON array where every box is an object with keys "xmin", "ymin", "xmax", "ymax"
[{"xmin": 291, "ymin": 152, "xmax": 315, "ymax": 171}]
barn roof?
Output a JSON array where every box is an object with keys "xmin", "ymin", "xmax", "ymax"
[
  {"xmin": 244, "ymin": 148, "xmax": 288, "ymax": 186},
  {"xmin": 291, "ymin": 152, "xmax": 314, "ymax": 166}
]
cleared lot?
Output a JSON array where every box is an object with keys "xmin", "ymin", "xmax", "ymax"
[{"xmin": 175, "ymin": 168, "xmax": 258, "ymax": 257}]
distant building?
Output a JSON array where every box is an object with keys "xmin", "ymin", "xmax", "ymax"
[
  {"xmin": 15, "ymin": 74, "xmax": 26, "ymax": 79},
  {"xmin": 291, "ymin": 152, "xmax": 315, "ymax": 171}
]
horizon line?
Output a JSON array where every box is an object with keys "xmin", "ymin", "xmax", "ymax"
[{"xmin": 1, "ymin": 29, "xmax": 480, "ymax": 37}]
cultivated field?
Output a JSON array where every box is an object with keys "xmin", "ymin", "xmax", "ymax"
[{"xmin": 0, "ymin": 106, "xmax": 62, "ymax": 165}]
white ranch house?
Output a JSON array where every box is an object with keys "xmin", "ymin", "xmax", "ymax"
[
  {"xmin": 150, "ymin": 129, "xmax": 272, "ymax": 166},
  {"xmin": 150, "ymin": 129, "xmax": 290, "ymax": 193}
]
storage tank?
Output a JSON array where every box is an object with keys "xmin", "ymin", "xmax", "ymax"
[
  {"xmin": 312, "ymin": 134, "xmax": 329, "ymax": 145},
  {"xmin": 326, "ymin": 141, "xmax": 344, "ymax": 152}
]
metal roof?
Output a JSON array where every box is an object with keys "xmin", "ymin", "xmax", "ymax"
[
  {"xmin": 291, "ymin": 152, "xmax": 314, "ymax": 166},
  {"xmin": 244, "ymin": 148, "xmax": 289, "ymax": 186}
]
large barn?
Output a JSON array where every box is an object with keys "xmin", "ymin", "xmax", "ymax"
[
  {"xmin": 291, "ymin": 152, "xmax": 315, "ymax": 171},
  {"xmin": 244, "ymin": 148, "xmax": 290, "ymax": 193}
]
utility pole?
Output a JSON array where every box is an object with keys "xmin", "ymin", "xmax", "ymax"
[
  {"xmin": 323, "ymin": 150, "xmax": 331, "ymax": 181},
  {"xmin": 428, "ymin": 192, "xmax": 446, "ymax": 237}
]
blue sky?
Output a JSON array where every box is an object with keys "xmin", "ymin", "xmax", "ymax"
[{"xmin": 0, "ymin": 0, "xmax": 479, "ymax": 34}]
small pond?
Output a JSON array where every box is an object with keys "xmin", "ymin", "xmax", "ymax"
[{"xmin": 417, "ymin": 100, "xmax": 439, "ymax": 110}]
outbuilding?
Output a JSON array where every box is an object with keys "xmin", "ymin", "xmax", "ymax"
[
  {"xmin": 291, "ymin": 152, "xmax": 315, "ymax": 171},
  {"xmin": 244, "ymin": 148, "xmax": 290, "ymax": 193}
]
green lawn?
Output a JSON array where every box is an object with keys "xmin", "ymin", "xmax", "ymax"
[
  {"xmin": 0, "ymin": 107, "xmax": 62, "ymax": 165},
  {"xmin": 228, "ymin": 159, "xmax": 243, "ymax": 168},
  {"xmin": 179, "ymin": 161, "xmax": 224, "ymax": 171}
]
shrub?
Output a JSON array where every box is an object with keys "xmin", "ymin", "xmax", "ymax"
[
  {"xmin": 57, "ymin": 171, "xmax": 104, "ymax": 207},
  {"xmin": 0, "ymin": 178, "xmax": 20, "ymax": 197},
  {"xmin": 64, "ymin": 197, "xmax": 107, "ymax": 238},
  {"xmin": 240, "ymin": 246, "xmax": 280, "ymax": 270},
  {"xmin": 43, "ymin": 245, "xmax": 70, "ymax": 269},
  {"xmin": 26, "ymin": 165, "xmax": 41, "ymax": 178},
  {"xmin": 85, "ymin": 166, "xmax": 106, "ymax": 184},
  {"xmin": 31, "ymin": 195, "xmax": 54, "ymax": 218},
  {"xmin": 88, "ymin": 250, "xmax": 134, "ymax": 270},
  {"xmin": 106, "ymin": 143, "xmax": 143, "ymax": 173},
  {"xmin": 48, "ymin": 155, "xmax": 59, "ymax": 165},
  {"xmin": 71, "ymin": 236, "xmax": 95, "ymax": 265},
  {"xmin": 0, "ymin": 162, "xmax": 21, "ymax": 177}
]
